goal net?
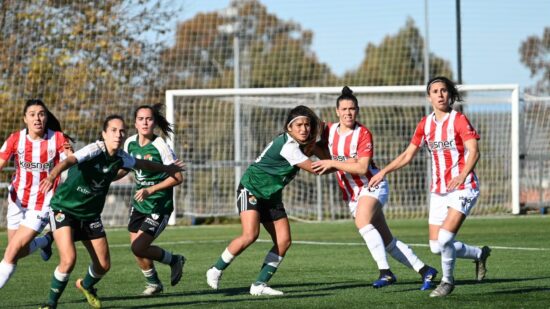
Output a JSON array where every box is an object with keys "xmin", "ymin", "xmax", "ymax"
[{"xmin": 166, "ymin": 85, "xmax": 520, "ymax": 221}]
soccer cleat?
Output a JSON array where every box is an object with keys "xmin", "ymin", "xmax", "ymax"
[
  {"xmin": 250, "ymin": 283, "xmax": 284, "ymax": 296},
  {"xmin": 170, "ymin": 255, "xmax": 185, "ymax": 286},
  {"xmin": 38, "ymin": 303, "xmax": 56, "ymax": 309},
  {"xmin": 420, "ymin": 266, "xmax": 438, "ymax": 291},
  {"xmin": 40, "ymin": 232, "xmax": 54, "ymax": 262},
  {"xmin": 372, "ymin": 273, "xmax": 397, "ymax": 288},
  {"xmin": 429, "ymin": 281, "xmax": 455, "ymax": 297},
  {"xmin": 76, "ymin": 278, "xmax": 102, "ymax": 309},
  {"xmin": 475, "ymin": 246, "xmax": 491, "ymax": 281},
  {"xmin": 142, "ymin": 283, "xmax": 163, "ymax": 296},
  {"xmin": 206, "ymin": 267, "xmax": 223, "ymax": 289}
]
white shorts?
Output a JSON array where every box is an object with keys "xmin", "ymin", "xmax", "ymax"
[
  {"xmin": 348, "ymin": 180, "xmax": 389, "ymax": 218},
  {"xmin": 428, "ymin": 188, "xmax": 480, "ymax": 225},
  {"xmin": 6, "ymin": 200, "xmax": 50, "ymax": 232}
]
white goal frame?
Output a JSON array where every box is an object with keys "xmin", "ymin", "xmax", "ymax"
[{"xmin": 166, "ymin": 84, "xmax": 520, "ymax": 224}]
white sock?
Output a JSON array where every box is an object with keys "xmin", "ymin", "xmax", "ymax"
[
  {"xmin": 263, "ymin": 251, "xmax": 283, "ymax": 268},
  {"xmin": 221, "ymin": 248, "xmax": 235, "ymax": 264},
  {"xmin": 438, "ymin": 229, "xmax": 456, "ymax": 284},
  {"xmin": 386, "ymin": 238, "xmax": 425, "ymax": 272},
  {"xmin": 359, "ymin": 224, "xmax": 390, "ymax": 270},
  {"xmin": 142, "ymin": 268, "xmax": 157, "ymax": 278},
  {"xmin": 54, "ymin": 267, "xmax": 70, "ymax": 282},
  {"xmin": 0, "ymin": 260, "xmax": 16, "ymax": 289},
  {"xmin": 88, "ymin": 264, "xmax": 103, "ymax": 279},
  {"xmin": 28, "ymin": 235, "xmax": 49, "ymax": 254},
  {"xmin": 454, "ymin": 241, "xmax": 482, "ymax": 260}
]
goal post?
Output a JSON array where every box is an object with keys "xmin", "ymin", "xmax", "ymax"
[{"xmin": 166, "ymin": 84, "xmax": 520, "ymax": 223}]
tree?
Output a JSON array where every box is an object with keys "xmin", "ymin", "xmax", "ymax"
[
  {"xmin": 520, "ymin": 27, "xmax": 550, "ymax": 94},
  {"xmin": 159, "ymin": 0, "xmax": 336, "ymax": 90}
]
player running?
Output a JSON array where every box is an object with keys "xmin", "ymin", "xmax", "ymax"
[
  {"xmin": 206, "ymin": 105, "xmax": 321, "ymax": 296},
  {"xmin": 37, "ymin": 115, "xmax": 184, "ymax": 309},
  {"xmin": 121, "ymin": 104, "xmax": 185, "ymax": 296},
  {"xmin": 0, "ymin": 99, "xmax": 73, "ymax": 289},
  {"xmin": 312, "ymin": 86, "xmax": 438, "ymax": 290},
  {"xmin": 369, "ymin": 76, "xmax": 491, "ymax": 297}
]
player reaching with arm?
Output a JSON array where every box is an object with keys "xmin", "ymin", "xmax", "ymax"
[
  {"xmin": 369, "ymin": 76, "xmax": 491, "ymax": 297},
  {"xmin": 37, "ymin": 115, "xmax": 184, "ymax": 309},
  {"xmin": 312, "ymin": 86, "xmax": 438, "ymax": 290},
  {"xmin": 0, "ymin": 99, "xmax": 73, "ymax": 289},
  {"xmin": 120, "ymin": 104, "xmax": 185, "ymax": 296},
  {"xmin": 206, "ymin": 105, "xmax": 321, "ymax": 296}
]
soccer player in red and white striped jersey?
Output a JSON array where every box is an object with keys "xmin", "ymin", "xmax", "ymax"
[
  {"xmin": 369, "ymin": 77, "xmax": 491, "ymax": 297},
  {"xmin": 313, "ymin": 86, "xmax": 437, "ymax": 291},
  {"xmin": 0, "ymin": 99, "xmax": 73, "ymax": 289}
]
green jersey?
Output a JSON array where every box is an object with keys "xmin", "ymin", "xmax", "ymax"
[
  {"xmin": 124, "ymin": 134, "xmax": 177, "ymax": 215},
  {"xmin": 240, "ymin": 133, "xmax": 309, "ymax": 200},
  {"xmin": 50, "ymin": 141, "xmax": 136, "ymax": 220}
]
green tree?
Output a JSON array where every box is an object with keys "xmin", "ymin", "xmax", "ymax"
[{"xmin": 519, "ymin": 27, "xmax": 550, "ymax": 94}]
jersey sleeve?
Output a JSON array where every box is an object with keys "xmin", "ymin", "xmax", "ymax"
[
  {"xmin": 410, "ymin": 118, "xmax": 426, "ymax": 147},
  {"xmin": 280, "ymin": 140, "xmax": 309, "ymax": 166},
  {"xmin": 154, "ymin": 138, "xmax": 177, "ymax": 165},
  {"xmin": 54, "ymin": 131, "xmax": 69, "ymax": 161},
  {"xmin": 73, "ymin": 141, "xmax": 104, "ymax": 163},
  {"xmin": 0, "ymin": 133, "xmax": 16, "ymax": 161},
  {"xmin": 356, "ymin": 128, "xmax": 374, "ymax": 158},
  {"xmin": 455, "ymin": 114, "xmax": 480, "ymax": 141}
]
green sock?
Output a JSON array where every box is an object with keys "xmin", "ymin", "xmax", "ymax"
[
  {"xmin": 143, "ymin": 268, "xmax": 161, "ymax": 285},
  {"xmin": 82, "ymin": 268, "xmax": 102, "ymax": 289},
  {"xmin": 48, "ymin": 275, "xmax": 69, "ymax": 306},
  {"xmin": 255, "ymin": 264, "xmax": 278, "ymax": 284},
  {"xmin": 213, "ymin": 257, "xmax": 230, "ymax": 270}
]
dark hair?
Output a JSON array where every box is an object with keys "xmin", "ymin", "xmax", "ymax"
[
  {"xmin": 336, "ymin": 86, "xmax": 359, "ymax": 109},
  {"xmin": 284, "ymin": 105, "xmax": 321, "ymax": 145},
  {"xmin": 24, "ymin": 99, "xmax": 74, "ymax": 142},
  {"xmin": 102, "ymin": 114, "xmax": 125, "ymax": 132},
  {"xmin": 134, "ymin": 104, "xmax": 174, "ymax": 137},
  {"xmin": 426, "ymin": 76, "xmax": 462, "ymax": 105}
]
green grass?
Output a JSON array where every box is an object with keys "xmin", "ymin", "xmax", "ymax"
[{"xmin": 1, "ymin": 216, "xmax": 550, "ymax": 308}]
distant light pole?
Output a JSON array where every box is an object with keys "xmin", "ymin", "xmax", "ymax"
[
  {"xmin": 423, "ymin": 0, "xmax": 430, "ymax": 85},
  {"xmin": 456, "ymin": 0, "xmax": 462, "ymax": 84}
]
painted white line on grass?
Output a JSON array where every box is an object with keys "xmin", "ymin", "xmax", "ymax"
[{"xmin": 107, "ymin": 239, "xmax": 550, "ymax": 251}]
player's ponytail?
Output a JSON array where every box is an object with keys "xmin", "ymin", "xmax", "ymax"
[
  {"xmin": 24, "ymin": 99, "xmax": 74, "ymax": 142},
  {"xmin": 134, "ymin": 104, "xmax": 174, "ymax": 137},
  {"xmin": 336, "ymin": 86, "xmax": 359, "ymax": 109}
]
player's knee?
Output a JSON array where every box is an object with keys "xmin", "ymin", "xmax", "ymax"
[
  {"xmin": 437, "ymin": 229, "xmax": 455, "ymax": 248},
  {"xmin": 277, "ymin": 238, "xmax": 292, "ymax": 254},
  {"xmin": 96, "ymin": 259, "xmax": 111, "ymax": 274},
  {"xmin": 241, "ymin": 232, "xmax": 259, "ymax": 246},
  {"xmin": 130, "ymin": 241, "xmax": 148, "ymax": 258},
  {"xmin": 429, "ymin": 240, "xmax": 442, "ymax": 255}
]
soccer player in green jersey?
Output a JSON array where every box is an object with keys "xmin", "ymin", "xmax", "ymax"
[
  {"xmin": 206, "ymin": 105, "xmax": 321, "ymax": 296},
  {"xmin": 37, "ymin": 115, "xmax": 184, "ymax": 309},
  {"xmin": 120, "ymin": 105, "xmax": 185, "ymax": 296}
]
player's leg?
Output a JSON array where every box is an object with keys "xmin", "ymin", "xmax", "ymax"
[
  {"xmin": 77, "ymin": 236, "xmax": 109, "ymax": 309},
  {"xmin": 130, "ymin": 231, "xmax": 163, "ymax": 295},
  {"xmin": 354, "ymin": 196, "xmax": 395, "ymax": 288},
  {"xmin": 207, "ymin": 186, "xmax": 261, "ymax": 289},
  {"xmin": 43, "ymin": 223, "xmax": 76, "ymax": 308},
  {"xmin": 373, "ymin": 213, "xmax": 438, "ymax": 290}
]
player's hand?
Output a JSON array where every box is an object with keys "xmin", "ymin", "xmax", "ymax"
[
  {"xmin": 63, "ymin": 141, "xmax": 74, "ymax": 153},
  {"xmin": 167, "ymin": 160, "xmax": 186, "ymax": 173},
  {"xmin": 311, "ymin": 160, "xmax": 332, "ymax": 175},
  {"xmin": 39, "ymin": 176, "xmax": 55, "ymax": 193},
  {"xmin": 448, "ymin": 174, "xmax": 467, "ymax": 191},
  {"xmin": 134, "ymin": 188, "xmax": 152, "ymax": 202},
  {"xmin": 368, "ymin": 171, "xmax": 385, "ymax": 188}
]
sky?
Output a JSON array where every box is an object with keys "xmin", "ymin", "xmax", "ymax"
[{"xmin": 175, "ymin": 0, "xmax": 549, "ymax": 89}]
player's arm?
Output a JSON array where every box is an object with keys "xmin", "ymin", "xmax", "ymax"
[
  {"xmin": 134, "ymin": 171, "xmax": 183, "ymax": 202},
  {"xmin": 447, "ymin": 139, "xmax": 480, "ymax": 191},
  {"xmin": 312, "ymin": 156, "xmax": 368, "ymax": 175},
  {"xmin": 368, "ymin": 143, "xmax": 421, "ymax": 187},
  {"xmin": 39, "ymin": 155, "xmax": 79, "ymax": 193},
  {"xmin": 114, "ymin": 169, "xmax": 130, "ymax": 181},
  {"xmin": 134, "ymin": 158, "xmax": 185, "ymax": 176}
]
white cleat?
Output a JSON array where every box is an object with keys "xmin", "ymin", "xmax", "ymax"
[
  {"xmin": 206, "ymin": 267, "xmax": 222, "ymax": 289},
  {"xmin": 250, "ymin": 283, "xmax": 284, "ymax": 296},
  {"xmin": 142, "ymin": 283, "xmax": 163, "ymax": 296}
]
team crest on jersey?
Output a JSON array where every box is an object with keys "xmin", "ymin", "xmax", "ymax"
[
  {"xmin": 144, "ymin": 154, "xmax": 153, "ymax": 161},
  {"xmin": 248, "ymin": 195, "xmax": 258, "ymax": 205},
  {"xmin": 48, "ymin": 149, "xmax": 55, "ymax": 158},
  {"xmin": 55, "ymin": 213, "xmax": 65, "ymax": 222}
]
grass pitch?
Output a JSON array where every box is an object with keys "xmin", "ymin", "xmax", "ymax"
[{"xmin": 1, "ymin": 216, "xmax": 549, "ymax": 308}]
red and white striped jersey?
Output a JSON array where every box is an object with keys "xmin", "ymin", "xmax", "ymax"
[
  {"xmin": 323, "ymin": 122, "xmax": 380, "ymax": 202},
  {"xmin": 411, "ymin": 110, "xmax": 479, "ymax": 193},
  {"xmin": 0, "ymin": 129, "xmax": 68, "ymax": 210}
]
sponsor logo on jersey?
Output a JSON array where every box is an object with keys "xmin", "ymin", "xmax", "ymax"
[
  {"xmin": 18, "ymin": 159, "xmax": 55, "ymax": 171},
  {"xmin": 145, "ymin": 217, "xmax": 160, "ymax": 227},
  {"xmin": 248, "ymin": 195, "xmax": 258, "ymax": 205},
  {"xmin": 428, "ymin": 140, "xmax": 456, "ymax": 151},
  {"xmin": 77, "ymin": 186, "xmax": 92, "ymax": 195},
  {"xmin": 55, "ymin": 213, "xmax": 65, "ymax": 222},
  {"xmin": 332, "ymin": 155, "xmax": 349, "ymax": 162}
]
